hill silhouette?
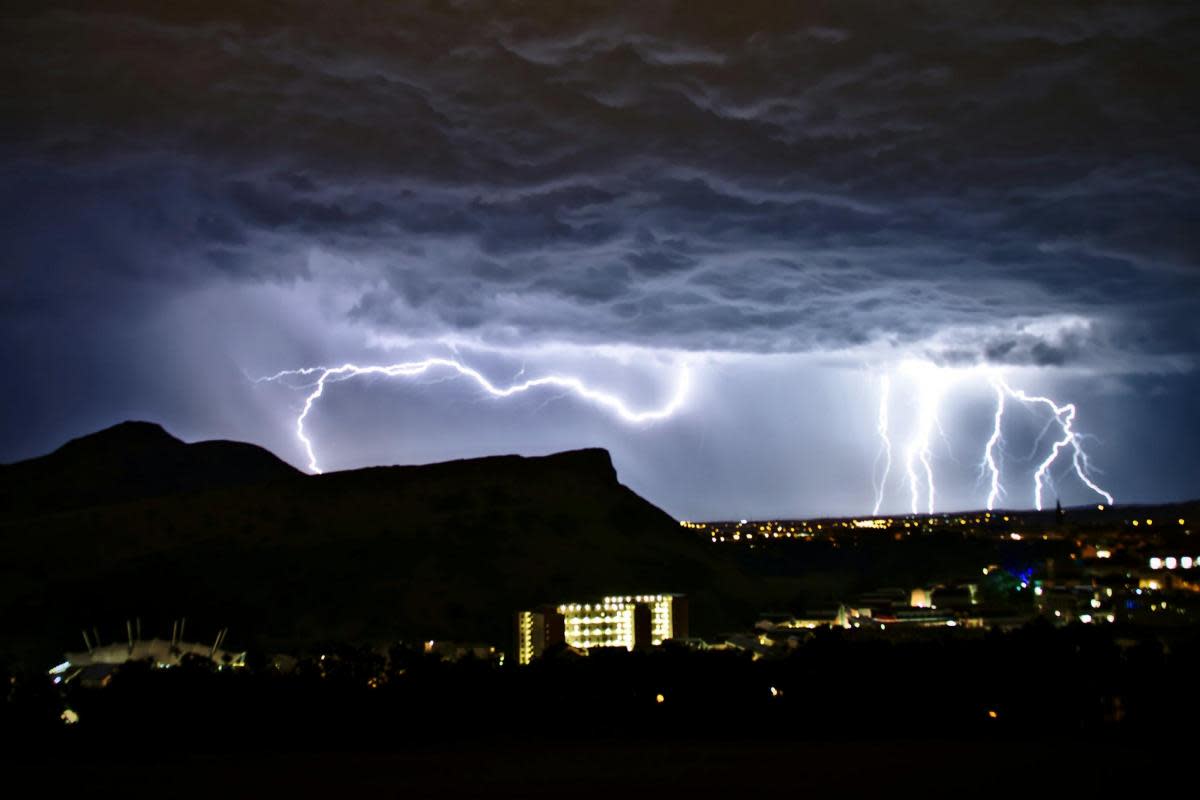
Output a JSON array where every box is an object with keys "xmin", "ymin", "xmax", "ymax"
[
  {"xmin": 0, "ymin": 423, "xmax": 760, "ymax": 662},
  {"xmin": 0, "ymin": 421, "xmax": 301, "ymax": 519}
]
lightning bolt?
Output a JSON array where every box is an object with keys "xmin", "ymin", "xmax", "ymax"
[
  {"xmin": 871, "ymin": 375, "xmax": 892, "ymax": 516},
  {"xmin": 902, "ymin": 364, "xmax": 950, "ymax": 515},
  {"xmin": 259, "ymin": 358, "xmax": 690, "ymax": 473},
  {"xmin": 992, "ymin": 377, "xmax": 1114, "ymax": 511},
  {"xmin": 980, "ymin": 377, "xmax": 1006, "ymax": 511},
  {"xmin": 872, "ymin": 363, "xmax": 1113, "ymax": 515}
]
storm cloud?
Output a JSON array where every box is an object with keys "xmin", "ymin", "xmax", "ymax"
[{"xmin": 2, "ymin": 1, "xmax": 1198, "ymax": 515}]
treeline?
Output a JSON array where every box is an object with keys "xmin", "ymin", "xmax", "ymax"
[{"xmin": 3, "ymin": 620, "xmax": 1197, "ymax": 753}]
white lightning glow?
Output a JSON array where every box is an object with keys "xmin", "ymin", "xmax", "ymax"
[
  {"xmin": 871, "ymin": 362, "xmax": 1114, "ymax": 515},
  {"xmin": 992, "ymin": 377, "xmax": 1114, "ymax": 510},
  {"xmin": 901, "ymin": 362, "xmax": 951, "ymax": 515},
  {"xmin": 981, "ymin": 377, "xmax": 1006, "ymax": 511},
  {"xmin": 259, "ymin": 358, "xmax": 690, "ymax": 473},
  {"xmin": 871, "ymin": 375, "xmax": 892, "ymax": 517}
]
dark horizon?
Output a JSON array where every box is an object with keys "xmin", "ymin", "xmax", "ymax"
[{"xmin": 10, "ymin": 416, "xmax": 1199, "ymax": 522}]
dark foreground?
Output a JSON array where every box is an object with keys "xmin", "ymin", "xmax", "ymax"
[
  {"xmin": 4, "ymin": 738, "xmax": 1175, "ymax": 798},
  {"xmin": 6, "ymin": 622, "xmax": 1198, "ymax": 797}
]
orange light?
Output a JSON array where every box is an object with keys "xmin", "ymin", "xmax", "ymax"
[{"xmin": 987, "ymin": 710, "xmax": 998, "ymax": 719}]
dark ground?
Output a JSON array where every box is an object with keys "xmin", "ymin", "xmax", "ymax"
[{"xmin": 5, "ymin": 739, "xmax": 1170, "ymax": 798}]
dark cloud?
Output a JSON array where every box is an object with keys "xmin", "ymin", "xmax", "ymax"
[
  {"xmin": 4, "ymin": 1, "xmax": 1197, "ymax": 364},
  {"xmin": 2, "ymin": 1, "xmax": 1199, "ymax": 512}
]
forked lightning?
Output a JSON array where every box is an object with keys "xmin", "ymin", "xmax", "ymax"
[
  {"xmin": 872, "ymin": 364, "xmax": 1113, "ymax": 515},
  {"xmin": 259, "ymin": 358, "xmax": 690, "ymax": 473}
]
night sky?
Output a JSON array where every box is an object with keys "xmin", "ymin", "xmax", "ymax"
[{"xmin": 3, "ymin": 1, "xmax": 1198, "ymax": 519}]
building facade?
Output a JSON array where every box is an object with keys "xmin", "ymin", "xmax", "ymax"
[{"xmin": 515, "ymin": 593, "xmax": 688, "ymax": 665}]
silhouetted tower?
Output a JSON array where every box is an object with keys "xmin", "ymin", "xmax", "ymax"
[{"xmin": 1055, "ymin": 498, "xmax": 1065, "ymax": 526}]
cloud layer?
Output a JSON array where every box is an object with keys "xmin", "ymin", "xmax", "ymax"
[{"xmin": 2, "ymin": 1, "xmax": 1198, "ymax": 513}]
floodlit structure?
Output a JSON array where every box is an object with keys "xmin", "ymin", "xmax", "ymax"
[
  {"xmin": 516, "ymin": 594, "xmax": 688, "ymax": 665},
  {"xmin": 50, "ymin": 621, "xmax": 245, "ymax": 687},
  {"xmin": 910, "ymin": 587, "xmax": 933, "ymax": 609}
]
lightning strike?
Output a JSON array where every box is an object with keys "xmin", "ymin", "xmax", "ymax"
[
  {"xmin": 259, "ymin": 358, "xmax": 690, "ymax": 473},
  {"xmin": 980, "ymin": 377, "xmax": 1006, "ymax": 511},
  {"xmin": 902, "ymin": 364, "xmax": 950, "ymax": 516},
  {"xmin": 993, "ymin": 378, "xmax": 1114, "ymax": 511},
  {"xmin": 873, "ymin": 364, "xmax": 1113, "ymax": 515},
  {"xmin": 871, "ymin": 375, "xmax": 892, "ymax": 517}
]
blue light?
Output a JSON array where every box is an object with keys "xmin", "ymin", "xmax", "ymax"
[{"xmin": 1005, "ymin": 567, "xmax": 1034, "ymax": 585}]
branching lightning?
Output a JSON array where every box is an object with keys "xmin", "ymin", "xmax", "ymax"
[
  {"xmin": 991, "ymin": 377, "xmax": 1114, "ymax": 511},
  {"xmin": 259, "ymin": 358, "xmax": 690, "ymax": 473},
  {"xmin": 980, "ymin": 377, "xmax": 1006, "ymax": 511},
  {"xmin": 903, "ymin": 367, "xmax": 949, "ymax": 516},
  {"xmin": 259, "ymin": 353, "xmax": 1110, "ymax": 515},
  {"xmin": 871, "ymin": 362, "xmax": 1114, "ymax": 515}
]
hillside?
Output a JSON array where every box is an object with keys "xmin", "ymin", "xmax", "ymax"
[
  {"xmin": 0, "ymin": 424, "xmax": 761, "ymax": 662},
  {"xmin": 0, "ymin": 421, "xmax": 302, "ymax": 519}
]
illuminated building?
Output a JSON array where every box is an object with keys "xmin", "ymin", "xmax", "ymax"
[
  {"xmin": 770, "ymin": 606, "xmax": 851, "ymax": 630},
  {"xmin": 515, "ymin": 593, "xmax": 688, "ymax": 665},
  {"xmin": 50, "ymin": 622, "xmax": 245, "ymax": 687},
  {"xmin": 910, "ymin": 588, "xmax": 933, "ymax": 608},
  {"xmin": 871, "ymin": 608, "xmax": 958, "ymax": 627},
  {"xmin": 515, "ymin": 605, "xmax": 565, "ymax": 667}
]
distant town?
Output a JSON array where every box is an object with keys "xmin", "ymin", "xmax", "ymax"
[
  {"xmin": 682, "ymin": 504, "xmax": 1198, "ymax": 638},
  {"xmin": 37, "ymin": 502, "xmax": 1199, "ymax": 693}
]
